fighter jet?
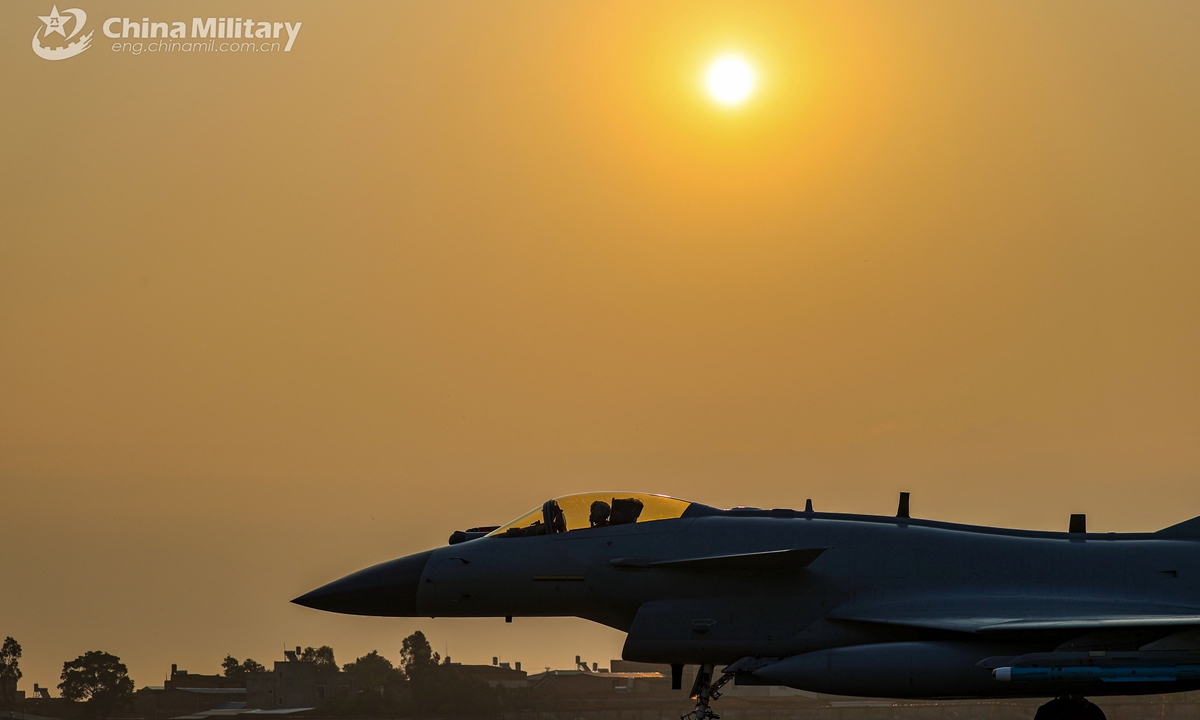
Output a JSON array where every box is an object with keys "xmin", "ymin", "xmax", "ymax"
[{"xmin": 293, "ymin": 491, "xmax": 1200, "ymax": 720}]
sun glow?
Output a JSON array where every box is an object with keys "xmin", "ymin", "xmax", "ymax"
[{"xmin": 704, "ymin": 54, "xmax": 757, "ymax": 106}]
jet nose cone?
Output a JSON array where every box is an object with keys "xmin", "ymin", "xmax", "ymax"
[{"xmin": 292, "ymin": 550, "xmax": 433, "ymax": 617}]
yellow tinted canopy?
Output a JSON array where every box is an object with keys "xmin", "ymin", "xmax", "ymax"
[{"xmin": 487, "ymin": 492, "xmax": 693, "ymax": 538}]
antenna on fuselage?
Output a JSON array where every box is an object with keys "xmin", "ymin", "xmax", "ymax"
[
  {"xmin": 804, "ymin": 498, "xmax": 813, "ymax": 513},
  {"xmin": 1069, "ymin": 513, "xmax": 1086, "ymax": 533},
  {"xmin": 896, "ymin": 492, "xmax": 910, "ymax": 519}
]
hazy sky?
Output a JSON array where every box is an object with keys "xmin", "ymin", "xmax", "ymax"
[{"xmin": 3, "ymin": 0, "xmax": 1200, "ymax": 694}]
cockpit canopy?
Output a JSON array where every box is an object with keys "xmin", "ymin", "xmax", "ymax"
[{"xmin": 486, "ymin": 492, "xmax": 694, "ymax": 538}]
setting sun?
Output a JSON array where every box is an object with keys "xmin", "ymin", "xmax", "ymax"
[{"xmin": 704, "ymin": 54, "xmax": 756, "ymax": 106}]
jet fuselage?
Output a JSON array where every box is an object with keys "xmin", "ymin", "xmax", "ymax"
[{"xmin": 295, "ymin": 497, "xmax": 1200, "ymax": 700}]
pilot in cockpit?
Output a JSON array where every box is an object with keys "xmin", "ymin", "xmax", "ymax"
[
  {"xmin": 547, "ymin": 500, "xmax": 567, "ymax": 532},
  {"xmin": 491, "ymin": 492, "xmax": 680, "ymax": 538},
  {"xmin": 589, "ymin": 501, "xmax": 611, "ymax": 528},
  {"xmin": 609, "ymin": 497, "xmax": 644, "ymax": 525}
]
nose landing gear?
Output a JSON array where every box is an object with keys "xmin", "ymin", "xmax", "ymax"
[
  {"xmin": 681, "ymin": 664, "xmax": 734, "ymax": 720},
  {"xmin": 1034, "ymin": 696, "xmax": 1106, "ymax": 720}
]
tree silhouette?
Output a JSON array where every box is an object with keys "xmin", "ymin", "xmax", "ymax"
[
  {"xmin": 221, "ymin": 656, "xmax": 266, "ymax": 680},
  {"xmin": 59, "ymin": 651, "xmax": 134, "ymax": 718},
  {"xmin": 298, "ymin": 646, "xmax": 337, "ymax": 671},
  {"xmin": 399, "ymin": 632, "xmax": 439, "ymax": 680},
  {"xmin": 321, "ymin": 651, "xmax": 405, "ymax": 716},
  {"xmin": 342, "ymin": 650, "xmax": 402, "ymax": 692},
  {"xmin": 0, "ymin": 637, "xmax": 22, "ymax": 711},
  {"xmin": 242, "ymin": 658, "xmax": 265, "ymax": 674},
  {"xmin": 397, "ymin": 631, "xmax": 504, "ymax": 716}
]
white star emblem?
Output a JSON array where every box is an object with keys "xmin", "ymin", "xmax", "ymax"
[{"xmin": 39, "ymin": 6, "xmax": 71, "ymax": 37}]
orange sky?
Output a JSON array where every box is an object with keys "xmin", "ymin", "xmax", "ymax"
[{"xmin": 3, "ymin": 0, "xmax": 1200, "ymax": 694}]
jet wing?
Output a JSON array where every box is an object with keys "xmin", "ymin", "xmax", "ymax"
[{"xmin": 830, "ymin": 597, "xmax": 1200, "ymax": 633}]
